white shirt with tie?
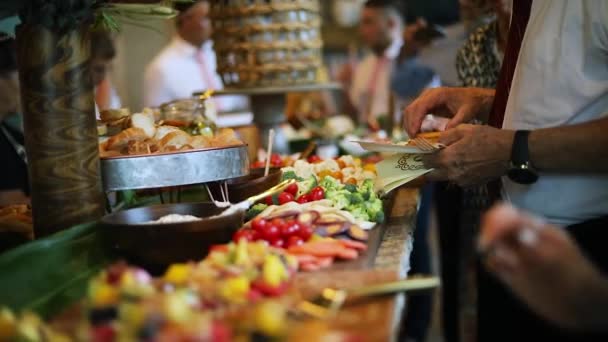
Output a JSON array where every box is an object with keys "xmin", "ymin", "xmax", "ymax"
[{"xmin": 143, "ymin": 36, "xmax": 248, "ymax": 111}]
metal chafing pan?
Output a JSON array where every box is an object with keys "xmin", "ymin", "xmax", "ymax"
[{"xmin": 100, "ymin": 144, "xmax": 249, "ymax": 191}]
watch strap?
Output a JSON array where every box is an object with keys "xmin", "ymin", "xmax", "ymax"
[{"xmin": 511, "ymin": 130, "xmax": 531, "ymax": 165}]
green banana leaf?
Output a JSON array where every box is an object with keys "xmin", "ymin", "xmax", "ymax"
[{"xmin": 0, "ymin": 222, "xmax": 117, "ymax": 318}]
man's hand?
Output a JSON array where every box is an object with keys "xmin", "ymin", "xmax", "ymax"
[
  {"xmin": 403, "ymin": 87, "xmax": 495, "ymax": 137},
  {"xmin": 479, "ymin": 204, "xmax": 608, "ymax": 332},
  {"xmin": 421, "ymin": 124, "xmax": 513, "ymax": 187}
]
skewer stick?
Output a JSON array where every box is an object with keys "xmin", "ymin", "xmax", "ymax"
[
  {"xmin": 224, "ymin": 181, "xmax": 230, "ymax": 203},
  {"xmin": 205, "ymin": 184, "xmax": 215, "ymax": 202},
  {"xmin": 264, "ymin": 129, "xmax": 275, "ymax": 177},
  {"xmin": 219, "ymin": 181, "xmax": 227, "ymax": 202}
]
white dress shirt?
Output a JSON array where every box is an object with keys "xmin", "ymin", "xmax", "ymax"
[
  {"xmin": 350, "ymin": 38, "xmax": 403, "ymax": 122},
  {"xmin": 501, "ymin": 0, "xmax": 608, "ymax": 226},
  {"xmin": 143, "ymin": 37, "xmax": 248, "ymax": 110}
]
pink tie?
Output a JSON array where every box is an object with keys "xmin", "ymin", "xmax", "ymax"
[{"xmin": 196, "ymin": 50, "xmax": 223, "ymax": 111}]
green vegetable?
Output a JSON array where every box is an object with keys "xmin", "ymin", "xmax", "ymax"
[
  {"xmin": 319, "ymin": 176, "xmax": 341, "ymax": 191},
  {"xmin": 331, "ymin": 192, "xmax": 351, "ymax": 210},
  {"xmin": 349, "ymin": 207, "xmax": 370, "ymax": 221},
  {"xmin": 297, "ymin": 176, "xmax": 318, "ymax": 197},
  {"xmin": 344, "ymin": 184, "xmax": 358, "ymax": 193},
  {"xmin": 348, "ymin": 192, "xmax": 364, "ymax": 205},
  {"xmin": 281, "ymin": 171, "xmax": 304, "ymax": 182},
  {"xmin": 374, "ymin": 210, "xmax": 385, "ymax": 224},
  {"xmin": 246, "ymin": 203, "xmax": 268, "ymax": 220}
]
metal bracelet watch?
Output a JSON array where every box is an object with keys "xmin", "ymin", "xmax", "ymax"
[{"xmin": 507, "ymin": 130, "xmax": 539, "ymax": 184}]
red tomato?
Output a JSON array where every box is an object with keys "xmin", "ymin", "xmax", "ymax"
[
  {"xmin": 210, "ymin": 244, "xmax": 229, "ymax": 253},
  {"xmin": 307, "ymin": 155, "xmax": 322, "ymax": 163},
  {"xmin": 270, "ymin": 238, "xmax": 285, "ymax": 249},
  {"xmin": 264, "ymin": 196, "xmax": 274, "ymax": 205},
  {"xmin": 310, "ymin": 187, "xmax": 325, "ymax": 201},
  {"xmin": 298, "ymin": 224, "xmax": 314, "ymax": 241},
  {"xmin": 251, "ymin": 218, "xmax": 267, "ymax": 232},
  {"xmin": 251, "ymin": 161, "xmax": 265, "ymax": 168},
  {"xmin": 285, "ymin": 183, "xmax": 299, "ymax": 196},
  {"xmin": 250, "ymin": 229, "xmax": 262, "ymax": 241},
  {"xmin": 287, "ymin": 235, "xmax": 304, "ymax": 248},
  {"xmin": 278, "ymin": 192, "xmax": 294, "ymax": 205},
  {"xmin": 261, "ymin": 224, "xmax": 281, "ymax": 241},
  {"xmin": 270, "ymin": 154, "xmax": 283, "ymax": 166},
  {"xmin": 296, "ymin": 195, "xmax": 309, "ymax": 204},
  {"xmin": 233, "ymin": 229, "xmax": 254, "ymax": 243},
  {"xmin": 280, "ymin": 221, "xmax": 301, "ymax": 238},
  {"xmin": 271, "ymin": 218, "xmax": 284, "ymax": 227},
  {"xmin": 92, "ymin": 325, "xmax": 115, "ymax": 342}
]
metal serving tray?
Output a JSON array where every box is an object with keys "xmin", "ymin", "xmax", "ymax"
[{"xmin": 100, "ymin": 145, "xmax": 249, "ymax": 191}]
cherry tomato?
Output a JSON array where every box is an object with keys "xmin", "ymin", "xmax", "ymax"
[
  {"xmin": 285, "ymin": 183, "xmax": 299, "ymax": 196},
  {"xmin": 278, "ymin": 192, "xmax": 295, "ymax": 205},
  {"xmin": 251, "ymin": 161, "xmax": 265, "ymax": 168},
  {"xmin": 233, "ymin": 229, "xmax": 254, "ymax": 243},
  {"xmin": 310, "ymin": 186, "xmax": 325, "ymax": 201},
  {"xmin": 287, "ymin": 235, "xmax": 304, "ymax": 248},
  {"xmin": 296, "ymin": 195, "xmax": 309, "ymax": 204},
  {"xmin": 271, "ymin": 218, "xmax": 284, "ymax": 227},
  {"xmin": 280, "ymin": 221, "xmax": 300, "ymax": 237},
  {"xmin": 210, "ymin": 244, "xmax": 229, "ymax": 253},
  {"xmin": 92, "ymin": 325, "xmax": 115, "ymax": 342},
  {"xmin": 270, "ymin": 238, "xmax": 285, "ymax": 248},
  {"xmin": 250, "ymin": 229, "xmax": 262, "ymax": 241},
  {"xmin": 307, "ymin": 155, "xmax": 322, "ymax": 163},
  {"xmin": 270, "ymin": 154, "xmax": 283, "ymax": 166},
  {"xmin": 251, "ymin": 218, "xmax": 267, "ymax": 232},
  {"xmin": 264, "ymin": 196, "xmax": 274, "ymax": 205},
  {"xmin": 346, "ymin": 177, "xmax": 357, "ymax": 185},
  {"xmin": 261, "ymin": 224, "xmax": 281, "ymax": 241},
  {"xmin": 298, "ymin": 224, "xmax": 314, "ymax": 241},
  {"xmin": 336, "ymin": 159, "xmax": 346, "ymax": 169}
]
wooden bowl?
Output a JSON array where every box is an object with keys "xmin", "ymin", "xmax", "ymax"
[
  {"xmin": 209, "ymin": 168, "xmax": 282, "ymax": 203},
  {"xmin": 100, "ymin": 202, "xmax": 244, "ymax": 271}
]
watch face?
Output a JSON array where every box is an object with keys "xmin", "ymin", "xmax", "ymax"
[{"xmin": 507, "ymin": 167, "xmax": 539, "ymax": 185}]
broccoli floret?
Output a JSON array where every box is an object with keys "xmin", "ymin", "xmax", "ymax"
[
  {"xmin": 344, "ymin": 184, "xmax": 358, "ymax": 193},
  {"xmin": 361, "ymin": 179, "xmax": 375, "ymax": 193},
  {"xmin": 362, "ymin": 191, "xmax": 371, "ymax": 201},
  {"xmin": 282, "ymin": 171, "xmax": 304, "ymax": 182},
  {"xmin": 365, "ymin": 199, "xmax": 384, "ymax": 221},
  {"xmin": 319, "ymin": 176, "xmax": 341, "ymax": 191},
  {"xmin": 348, "ymin": 192, "xmax": 364, "ymax": 205},
  {"xmin": 374, "ymin": 210, "xmax": 385, "ymax": 223},
  {"xmin": 246, "ymin": 203, "xmax": 268, "ymax": 220},
  {"xmin": 349, "ymin": 207, "xmax": 370, "ymax": 221},
  {"xmin": 327, "ymin": 189, "xmax": 351, "ymax": 209},
  {"xmin": 297, "ymin": 176, "xmax": 318, "ymax": 196}
]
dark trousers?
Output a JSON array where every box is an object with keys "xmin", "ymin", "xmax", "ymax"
[
  {"xmin": 403, "ymin": 184, "xmax": 434, "ymax": 341},
  {"xmin": 435, "ymin": 182, "xmax": 463, "ymax": 342},
  {"xmin": 478, "ymin": 215, "xmax": 608, "ymax": 342}
]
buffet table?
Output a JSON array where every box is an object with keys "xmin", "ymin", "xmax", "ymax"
[{"xmin": 295, "ymin": 187, "xmax": 420, "ymax": 341}]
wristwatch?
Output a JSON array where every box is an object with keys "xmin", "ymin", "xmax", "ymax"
[{"xmin": 507, "ymin": 130, "xmax": 539, "ymax": 184}]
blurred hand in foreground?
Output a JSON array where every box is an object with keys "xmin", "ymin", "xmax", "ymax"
[{"xmin": 479, "ymin": 204, "xmax": 608, "ymax": 332}]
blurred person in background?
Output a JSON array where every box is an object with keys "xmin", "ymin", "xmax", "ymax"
[
  {"xmin": 90, "ymin": 30, "xmax": 121, "ymax": 110},
  {"xmin": 0, "ymin": 34, "xmax": 28, "ymax": 203},
  {"xmin": 480, "ymin": 204, "xmax": 608, "ymax": 337},
  {"xmin": 144, "ymin": 0, "xmax": 248, "ymax": 111},
  {"xmin": 339, "ymin": 0, "xmax": 440, "ymax": 132}
]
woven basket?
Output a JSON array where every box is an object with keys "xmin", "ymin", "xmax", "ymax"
[{"xmin": 210, "ymin": 0, "xmax": 323, "ymax": 88}]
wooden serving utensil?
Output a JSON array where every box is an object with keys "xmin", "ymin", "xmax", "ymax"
[{"xmin": 295, "ymin": 275, "xmax": 440, "ymax": 319}]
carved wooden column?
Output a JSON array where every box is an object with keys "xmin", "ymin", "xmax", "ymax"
[{"xmin": 16, "ymin": 24, "xmax": 104, "ymax": 237}]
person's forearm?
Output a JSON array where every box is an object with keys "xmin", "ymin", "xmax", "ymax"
[{"xmin": 528, "ymin": 117, "xmax": 608, "ymax": 172}]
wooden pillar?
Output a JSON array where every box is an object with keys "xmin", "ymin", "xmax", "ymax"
[{"xmin": 16, "ymin": 24, "xmax": 104, "ymax": 237}]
